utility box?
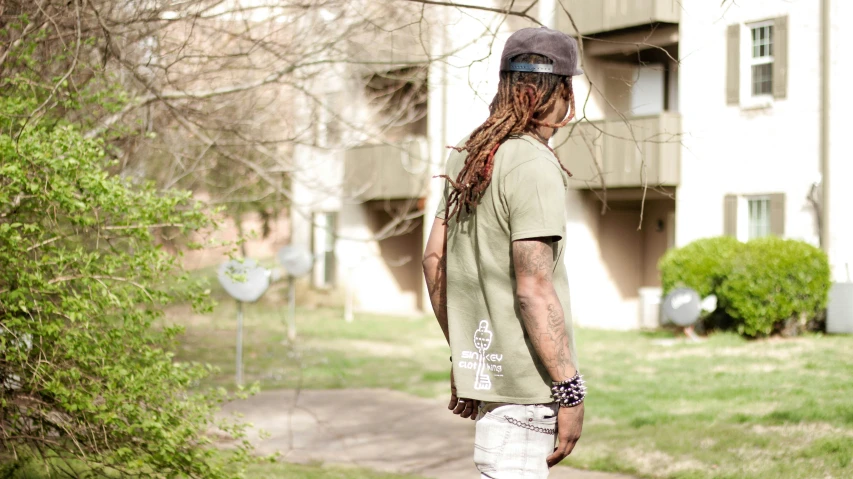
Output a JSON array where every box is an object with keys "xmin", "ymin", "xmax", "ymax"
[
  {"xmin": 638, "ymin": 287, "xmax": 663, "ymax": 329},
  {"xmin": 827, "ymin": 283, "xmax": 853, "ymax": 334}
]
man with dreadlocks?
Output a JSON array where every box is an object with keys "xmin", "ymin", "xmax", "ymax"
[{"xmin": 422, "ymin": 27, "xmax": 585, "ymax": 478}]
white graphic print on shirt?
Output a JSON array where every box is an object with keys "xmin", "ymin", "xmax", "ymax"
[{"xmin": 457, "ymin": 320, "xmax": 504, "ymax": 391}]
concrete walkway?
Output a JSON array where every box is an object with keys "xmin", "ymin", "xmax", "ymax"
[{"xmin": 219, "ymin": 389, "xmax": 635, "ymax": 479}]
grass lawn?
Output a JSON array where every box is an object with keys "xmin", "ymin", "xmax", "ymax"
[
  {"xmin": 171, "ymin": 297, "xmax": 853, "ymax": 479},
  {"xmin": 564, "ymin": 329, "xmax": 853, "ymax": 479},
  {"xmin": 6, "ymin": 459, "xmax": 420, "ymax": 479},
  {"xmin": 171, "ymin": 297, "xmax": 452, "ymax": 398},
  {"xmin": 244, "ymin": 462, "xmax": 423, "ymax": 479}
]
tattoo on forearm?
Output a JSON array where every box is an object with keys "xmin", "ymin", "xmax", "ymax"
[
  {"xmin": 514, "ymin": 239, "xmax": 574, "ymax": 379},
  {"xmin": 546, "ymin": 303, "xmax": 573, "ymax": 373},
  {"xmin": 519, "ymin": 300, "xmax": 573, "ymax": 379}
]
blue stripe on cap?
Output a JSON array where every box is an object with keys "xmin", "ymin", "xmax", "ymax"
[{"xmin": 508, "ymin": 62, "xmax": 554, "ymax": 73}]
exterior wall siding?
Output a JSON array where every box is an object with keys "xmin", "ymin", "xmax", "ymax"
[{"xmin": 677, "ymin": 0, "xmax": 822, "ymax": 250}]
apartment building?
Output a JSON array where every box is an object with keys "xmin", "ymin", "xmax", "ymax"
[
  {"xmin": 289, "ymin": 20, "xmax": 435, "ymax": 315},
  {"xmin": 549, "ymin": 0, "xmax": 851, "ymax": 329},
  {"xmin": 291, "ymin": 0, "xmax": 852, "ymax": 328}
]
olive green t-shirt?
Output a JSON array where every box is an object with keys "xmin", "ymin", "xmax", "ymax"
[{"xmin": 436, "ymin": 134, "xmax": 578, "ymax": 404}]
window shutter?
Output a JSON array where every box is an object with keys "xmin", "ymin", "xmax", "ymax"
[
  {"xmin": 773, "ymin": 16, "xmax": 788, "ymax": 99},
  {"xmin": 769, "ymin": 193, "xmax": 786, "ymax": 236},
  {"xmin": 724, "ymin": 194, "xmax": 738, "ymax": 236},
  {"xmin": 726, "ymin": 24, "xmax": 740, "ymax": 105}
]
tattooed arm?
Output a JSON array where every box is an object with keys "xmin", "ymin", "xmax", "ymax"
[
  {"xmin": 422, "ymin": 218, "xmax": 449, "ymax": 345},
  {"xmin": 512, "ymin": 238, "xmax": 577, "ymax": 382}
]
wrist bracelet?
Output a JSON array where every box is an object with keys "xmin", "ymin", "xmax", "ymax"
[{"xmin": 550, "ymin": 372, "xmax": 586, "ymax": 408}]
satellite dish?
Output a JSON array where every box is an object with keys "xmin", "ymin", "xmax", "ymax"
[
  {"xmin": 278, "ymin": 245, "xmax": 313, "ymax": 277},
  {"xmin": 217, "ymin": 258, "xmax": 270, "ymax": 303},
  {"xmin": 662, "ymin": 287, "xmax": 702, "ymax": 326}
]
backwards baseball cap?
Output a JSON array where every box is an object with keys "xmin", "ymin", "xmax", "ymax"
[{"xmin": 499, "ymin": 26, "xmax": 584, "ymax": 77}]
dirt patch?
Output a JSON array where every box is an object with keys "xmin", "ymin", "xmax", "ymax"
[
  {"xmin": 751, "ymin": 422, "xmax": 853, "ymax": 440},
  {"xmin": 711, "ymin": 362, "xmax": 793, "ymax": 373},
  {"xmin": 632, "ymin": 366, "xmax": 657, "ymax": 375},
  {"xmin": 623, "ymin": 448, "xmax": 705, "ymax": 476},
  {"xmin": 647, "ymin": 344, "xmax": 812, "ymax": 361}
]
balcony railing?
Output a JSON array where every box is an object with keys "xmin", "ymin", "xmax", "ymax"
[
  {"xmin": 557, "ymin": 0, "xmax": 680, "ymax": 36},
  {"xmin": 555, "ymin": 113, "xmax": 681, "ymax": 189},
  {"xmin": 343, "ymin": 137, "xmax": 430, "ymax": 201}
]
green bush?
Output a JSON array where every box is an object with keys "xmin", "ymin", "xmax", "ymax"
[
  {"xmin": 719, "ymin": 237, "xmax": 831, "ymax": 337},
  {"xmin": 658, "ymin": 236, "xmax": 744, "ymax": 297},
  {"xmin": 1, "ymin": 10, "xmax": 260, "ymax": 477},
  {"xmin": 0, "ymin": 121, "xmax": 261, "ymax": 478}
]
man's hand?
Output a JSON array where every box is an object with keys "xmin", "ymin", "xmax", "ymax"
[
  {"xmin": 546, "ymin": 403, "xmax": 584, "ymax": 468},
  {"xmin": 448, "ymin": 369, "xmax": 478, "ymax": 420}
]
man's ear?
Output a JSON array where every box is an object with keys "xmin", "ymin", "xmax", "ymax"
[{"xmin": 561, "ymin": 81, "xmax": 572, "ymax": 101}]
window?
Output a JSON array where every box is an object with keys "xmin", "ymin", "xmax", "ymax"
[
  {"xmin": 724, "ymin": 193, "xmax": 785, "ymax": 240},
  {"xmin": 311, "ymin": 212, "xmax": 337, "ymax": 288},
  {"xmin": 726, "ymin": 17, "xmax": 787, "ymax": 106},
  {"xmin": 750, "ymin": 22, "xmax": 774, "ymax": 96},
  {"xmin": 747, "ymin": 197, "xmax": 771, "ymax": 239}
]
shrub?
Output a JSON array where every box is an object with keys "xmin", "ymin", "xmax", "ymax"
[
  {"xmin": 0, "ymin": 123, "xmax": 255, "ymax": 476},
  {"xmin": 719, "ymin": 237, "xmax": 831, "ymax": 337},
  {"xmin": 658, "ymin": 236, "xmax": 744, "ymax": 297}
]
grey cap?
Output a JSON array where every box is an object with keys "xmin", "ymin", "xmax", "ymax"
[{"xmin": 499, "ymin": 27, "xmax": 584, "ymax": 77}]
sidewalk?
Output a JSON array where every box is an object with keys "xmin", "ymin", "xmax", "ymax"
[{"xmin": 218, "ymin": 388, "xmax": 636, "ymax": 479}]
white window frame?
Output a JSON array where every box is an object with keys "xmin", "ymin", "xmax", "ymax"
[
  {"xmin": 736, "ymin": 195, "xmax": 772, "ymax": 242},
  {"xmin": 747, "ymin": 196, "xmax": 772, "ymax": 240},
  {"xmin": 740, "ymin": 20, "xmax": 775, "ymax": 109}
]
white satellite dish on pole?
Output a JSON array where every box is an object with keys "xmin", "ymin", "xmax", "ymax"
[
  {"xmin": 662, "ymin": 287, "xmax": 703, "ymax": 342},
  {"xmin": 278, "ymin": 246, "xmax": 314, "ymax": 278},
  {"xmin": 277, "ymin": 246, "xmax": 314, "ymax": 341},
  {"xmin": 217, "ymin": 258, "xmax": 271, "ymax": 387},
  {"xmin": 217, "ymin": 258, "xmax": 270, "ymax": 303}
]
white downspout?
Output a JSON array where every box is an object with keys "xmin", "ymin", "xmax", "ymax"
[{"xmin": 820, "ymin": 0, "xmax": 831, "ymax": 256}]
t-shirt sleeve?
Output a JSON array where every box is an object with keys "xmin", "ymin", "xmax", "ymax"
[
  {"xmin": 503, "ymin": 159, "xmax": 567, "ymax": 242},
  {"xmin": 435, "ymin": 179, "xmax": 448, "ymax": 220}
]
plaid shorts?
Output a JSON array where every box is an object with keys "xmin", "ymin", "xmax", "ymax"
[{"xmin": 474, "ymin": 402, "xmax": 558, "ymax": 479}]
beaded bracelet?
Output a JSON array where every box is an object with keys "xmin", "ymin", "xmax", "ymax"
[{"xmin": 550, "ymin": 372, "xmax": 586, "ymax": 408}]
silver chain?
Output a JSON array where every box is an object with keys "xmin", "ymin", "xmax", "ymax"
[{"xmin": 504, "ymin": 416, "xmax": 555, "ymax": 435}]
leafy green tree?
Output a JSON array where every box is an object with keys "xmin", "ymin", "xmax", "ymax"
[
  {"xmin": 0, "ymin": 7, "xmax": 255, "ymax": 478},
  {"xmin": 0, "ymin": 106, "xmax": 256, "ymax": 479}
]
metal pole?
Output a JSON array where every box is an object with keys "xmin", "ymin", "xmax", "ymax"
[
  {"xmin": 820, "ymin": 0, "xmax": 831, "ymax": 254},
  {"xmin": 345, "ymin": 265, "xmax": 354, "ymax": 323},
  {"xmin": 236, "ymin": 301, "xmax": 244, "ymax": 387},
  {"xmin": 287, "ymin": 276, "xmax": 297, "ymax": 341}
]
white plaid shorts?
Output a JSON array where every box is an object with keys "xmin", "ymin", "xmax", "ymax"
[{"xmin": 473, "ymin": 402, "xmax": 558, "ymax": 479}]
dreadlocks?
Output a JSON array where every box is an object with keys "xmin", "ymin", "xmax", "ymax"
[{"xmin": 440, "ymin": 53, "xmax": 575, "ymax": 223}]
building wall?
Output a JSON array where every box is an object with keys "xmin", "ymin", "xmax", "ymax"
[
  {"xmin": 677, "ymin": 0, "xmax": 822, "ymax": 250},
  {"xmin": 337, "ymin": 202, "xmax": 424, "ymax": 315}
]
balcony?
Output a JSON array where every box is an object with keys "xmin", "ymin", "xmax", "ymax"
[
  {"xmin": 343, "ymin": 137, "xmax": 429, "ymax": 201},
  {"xmin": 557, "ymin": 0, "xmax": 680, "ymax": 36},
  {"xmin": 555, "ymin": 113, "xmax": 681, "ymax": 189},
  {"xmin": 350, "ymin": 23, "xmax": 431, "ymax": 67}
]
